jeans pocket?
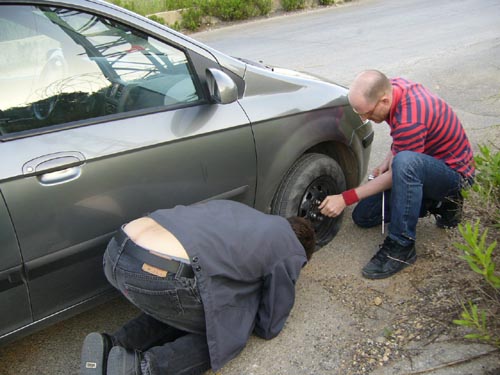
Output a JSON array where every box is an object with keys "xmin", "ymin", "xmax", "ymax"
[
  {"xmin": 189, "ymin": 284, "xmax": 202, "ymax": 304},
  {"xmin": 179, "ymin": 276, "xmax": 203, "ymax": 304},
  {"xmin": 124, "ymin": 278, "xmax": 184, "ymax": 316}
]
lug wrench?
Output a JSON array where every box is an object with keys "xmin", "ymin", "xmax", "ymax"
[{"xmin": 368, "ymin": 174, "xmax": 385, "ymax": 234}]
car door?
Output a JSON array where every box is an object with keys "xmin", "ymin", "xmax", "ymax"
[
  {"xmin": 0, "ymin": 192, "xmax": 32, "ymax": 337},
  {"xmin": 0, "ymin": 3, "xmax": 255, "ymax": 327}
]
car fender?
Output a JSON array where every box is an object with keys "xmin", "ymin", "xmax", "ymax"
[{"xmin": 238, "ymin": 64, "xmax": 371, "ymax": 212}]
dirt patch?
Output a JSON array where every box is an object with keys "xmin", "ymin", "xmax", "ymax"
[{"xmin": 311, "ymin": 210, "xmax": 499, "ymax": 375}]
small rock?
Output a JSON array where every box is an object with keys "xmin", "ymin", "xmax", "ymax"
[{"xmin": 374, "ymin": 296, "xmax": 383, "ymax": 306}]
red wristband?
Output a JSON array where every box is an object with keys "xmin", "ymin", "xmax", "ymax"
[{"xmin": 342, "ymin": 189, "xmax": 359, "ymax": 206}]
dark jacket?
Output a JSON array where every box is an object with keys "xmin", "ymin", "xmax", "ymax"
[{"xmin": 150, "ymin": 200, "xmax": 307, "ymax": 370}]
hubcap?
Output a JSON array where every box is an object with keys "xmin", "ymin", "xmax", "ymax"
[{"xmin": 298, "ymin": 176, "xmax": 338, "ymax": 244}]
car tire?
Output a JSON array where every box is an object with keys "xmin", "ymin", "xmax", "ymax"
[{"xmin": 272, "ymin": 153, "xmax": 346, "ymax": 248}]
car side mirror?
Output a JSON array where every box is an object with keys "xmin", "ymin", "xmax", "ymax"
[{"xmin": 206, "ymin": 68, "xmax": 238, "ymax": 104}]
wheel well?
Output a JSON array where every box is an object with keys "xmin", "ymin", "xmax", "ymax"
[{"xmin": 306, "ymin": 141, "xmax": 360, "ymax": 189}]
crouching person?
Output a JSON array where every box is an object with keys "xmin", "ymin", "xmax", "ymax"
[{"xmin": 80, "ymin": 199, "xmax": 316, "ymax": 375}]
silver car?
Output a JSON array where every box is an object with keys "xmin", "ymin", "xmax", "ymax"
[{"xmin": 0, "ymin": 0, "xmax": 373, "ymax": 344}]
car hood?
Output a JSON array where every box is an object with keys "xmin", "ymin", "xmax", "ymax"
[
  {"xmin": 270, "ymin": 67, "xmax": 325, "ymax": 81},
  {"xmin": 235, "ymin": 61, "xmax": 349, "ymax": 122}
]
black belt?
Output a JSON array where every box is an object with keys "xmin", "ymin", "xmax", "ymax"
[{"xmin": 114, "ymin": 229, "xmax": 194, "ymax": 278}]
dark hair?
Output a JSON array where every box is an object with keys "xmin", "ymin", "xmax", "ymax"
[{"xmin": 287, "ymin": 216, "xmax": 316, "ymax": 261}]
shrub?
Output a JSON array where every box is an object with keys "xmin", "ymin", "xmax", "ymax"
[
  {"xmin": 180, "ymin": 6, "xmax": 204, "ymax": 31},
  {"xmin": 207, "ymin": 0, "xmax": 272, "ymax": 21},
  {"xmin": 455, "ymin": 220, "xmax": 499, "ymax": 290},
  {"xmin": 147, "ymin": 14, "xmax": 165, "ymax": 25},
  {"xmin": 109, "ymin": 0, "xmax": 349, "ymax": 31},
  {"xmin": 163, "ymin": 0, "xmax": 195, "ymax": 10},
  {"xmin": 453, "ymin": 145, "xmax": 500, "ymax": 348},
  {"xmin": 108, "ymin": 0, "xmax": 164, "ymax": 15},
  {"xmin": 107, "ymin": 0, "xmax": 272, "ymax": 31},
  {"xmin": 281, "ymin": 0, "xmax": 307, "ymax": 12},
  {"xmin": 108, "ymin": 0, "xmax": 201, "ymax": 14},
  {"xmin": 169, "ymin": 21, "xmax": 182, "ymax": 31},
  {"xmin": 208, "ymin": 0, "xmax": 251, "ymax": 21},
  {"xmin": 255, "ymin": 0, "xmax": 273, "ymax": 15},
  {"xmin": 319, "ymin": 0, "xmax": 337, "ymax": 5},
  {"xmin": 469, "ymin": 144, "xmax": 500, "ymax": 226}
]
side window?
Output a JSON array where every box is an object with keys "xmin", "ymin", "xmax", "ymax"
[{"xmin": 0, "ymin": 5, "xmax": 201, "ymax": 136}]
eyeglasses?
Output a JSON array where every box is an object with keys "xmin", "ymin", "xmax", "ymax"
[{"xmin": 352, "ymin": 97, "xmax": 382, "ymax": 119}]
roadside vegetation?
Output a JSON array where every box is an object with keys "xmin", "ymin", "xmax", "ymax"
[
  {"xmin": 453, "ymin": 143, "xmax": 500, "ymax": 348},
  {"xmin": 106, "ymin": 0, "xmax": 193, "ymax": 14},
  {"xmin": 175, "ymin": 0, "xmax": 273, "ymax": 31},
  {"xmin": 105, "ymin": 0, "xmax": 348, "ymax": 31}
]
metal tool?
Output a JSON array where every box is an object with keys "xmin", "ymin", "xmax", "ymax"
[
  {"xmin": 368, "ymin": 174, "xmax": 385, "ymax": 234},
  {"xmin": 381, "ymin": 191, "xmax": 385, "ymax": 234}
]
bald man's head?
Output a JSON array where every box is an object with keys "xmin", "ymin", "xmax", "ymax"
[{"xmin": 348, "ymin": 70, "xmax": 393, "ymax": 123}]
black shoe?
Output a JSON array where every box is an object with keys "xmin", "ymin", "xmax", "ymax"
[
  {"xmin": 80, "ymin": 332, "xmax": 113, "ymax": 375},
  {"xmin": 362, "ymin": 237, "xmax": 416, "ymax": 279},
  {"xmin": 106, "ymin": 346, "xmax": 142, "ymax": 375},
  {"xmin": 430, "ymin": 196, "xmax": 463, "ymax": 229}
]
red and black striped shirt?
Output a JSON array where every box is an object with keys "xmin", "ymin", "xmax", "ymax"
[{"xmin": 388, "ymin": 78, "xmax": 474, "ymax": 178}]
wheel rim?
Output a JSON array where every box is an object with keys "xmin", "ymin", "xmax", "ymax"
[{"xmin": 298, "ymin": 175, "xmax": 339, "ymax": 244}]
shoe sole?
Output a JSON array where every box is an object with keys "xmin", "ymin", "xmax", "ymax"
[
  {"xmin": 107, "ymin": 346, "xmax": 140, "ymax": 375},
  {"xmin": 106, "ymin": 347, "xmax": 124, "ymax": 375},
  {"xmin": 80, "ymin": 332, "xmax": 108, "ymax": 375},
  {"xmin": 435, "ymin": 218, "xmax": 459, "ymax": 229},
  {"xmin": 362, "ymin": 253, "xmax": 417, "ymax": 280}
]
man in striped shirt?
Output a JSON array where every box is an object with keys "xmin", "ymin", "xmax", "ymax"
[{"xmin": 319, "ymin": 70, "xmax": 474, "ymax": 279}]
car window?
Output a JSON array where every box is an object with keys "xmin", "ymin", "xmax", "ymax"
[{"xmin": 0, "ymin": 5, "xmax": 201, "ymax": 136}]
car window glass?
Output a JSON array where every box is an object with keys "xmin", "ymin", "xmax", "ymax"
[{"xmin": 0, "ymin": 5, "xmax": 201, "ymax": 136}]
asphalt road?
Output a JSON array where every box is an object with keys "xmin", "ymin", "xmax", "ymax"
[{"xmin": 1, "ymin": 0, "xmax": 499, "ymax": 374}]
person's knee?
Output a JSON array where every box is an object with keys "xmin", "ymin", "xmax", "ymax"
[
  {"xmin": 392, "ymin": 151, "xmax": 417, "ymax": 172},
  {"xmin": 352, "ymin": 212, "xmax": 372, "ymax": 228},
  {"xmin": 352, "ymin": 204, "xmax": 378, "ymax": 228},
  {"xmin": 392, "ymin": 151, "xmax": 427, "ymax": 183}
]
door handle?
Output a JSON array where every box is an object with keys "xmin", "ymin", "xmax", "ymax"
[
  {"xmin": 22, "ymin": 151, "xmax": 86, "ymax": 186},
  {"xmin": 0, "ymin": 265, "xmax": 25, "ymax": 293}
]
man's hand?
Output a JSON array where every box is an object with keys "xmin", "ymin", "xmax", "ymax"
[
  {"xmin": 319, "ymin": 166, "xmax": 392, "ymax": 218},
  {"xmin": 319, "ymin": 194, "xmax": 346, "ymax": 217},
  {"xmin": 373, "ymin": 151, "xmax": 393, "ymax": 176}
]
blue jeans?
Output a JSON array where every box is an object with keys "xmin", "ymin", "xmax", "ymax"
[
  {"xmin": 103, "ymin": 231, "xmax": 211, "ymax": 375},
  {"xmin": 352, "ymin": 151, "xmax": 470, "ymax": 246}
]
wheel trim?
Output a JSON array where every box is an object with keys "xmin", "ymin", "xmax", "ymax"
[{"xmin": 298, "ymin": 176, "xmax": 339, "ymax": 243}]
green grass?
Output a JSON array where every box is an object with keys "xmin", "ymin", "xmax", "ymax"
[
  {"xmin": 105, "ymin": 0, "xmax": 340, "ymax": 31},
  {"xmin": 106, "ymin": 0, "xmax": 193, "ymax": 15},
  {"xmin": 453, "ymin": 144, "xmax": 500, "ymax": 348}
]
